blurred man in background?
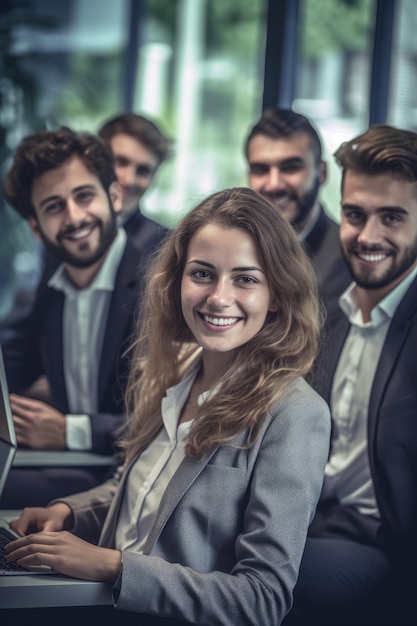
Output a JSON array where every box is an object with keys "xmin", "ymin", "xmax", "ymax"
[
  {"xmin": 245, "ymin": 108, "xmax": 350, "ymax": 313},
  {"xmin": 98, "ymin": 112, "xmax": 171, "ymax": 254}
]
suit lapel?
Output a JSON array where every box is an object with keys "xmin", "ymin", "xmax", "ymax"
[
  {"xmin": 98, "ymin": 242, "xmax": 144, "ymax": 402},
  {"xmin": 144, "ymin": 429, "xmax": 250, "ymax": 553},
  {"xmin": 143, "ymin": 447, "xmax": 218, "ymax": 552},
  {"xmin": 98, "ymin": 444, "xmax": 219, "ymax": 549},
  {"xmin": 42, "ymin": 289, "xmax": 68, "ymax": 411},
  {"xmin": 316, "ymin": 311, "xmax": 350, "ymax": 403},
  {"xmin": 304, "ymin": 205, "xmax": 328, "ymax": 256},
  {"xmin": 367, "ymin": 277, "xmax": 417, "ymax": 450}
]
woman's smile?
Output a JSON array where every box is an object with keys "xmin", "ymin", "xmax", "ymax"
[
  {"xmin": 181, "ymin": 223, "xmax": 278, "ymax": 359},
  {"xmin": 197, "ymin": 312, "xmax": 242, "ymax": 329}
]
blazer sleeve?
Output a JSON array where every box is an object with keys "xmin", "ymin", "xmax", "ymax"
[
  {"xmin": 2, "ymin": 302, "xmax": 45, "ymax": 393},
  {"xmin": 56, "ymin": 467, "xmax": 123, "ymax": 544},
  {"xmin": 114, "ymin": 380, "xmax": 331, "ymax": 625}
]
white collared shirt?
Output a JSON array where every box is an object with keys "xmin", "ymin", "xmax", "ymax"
[
  {"xmin": 115, "ymin": 359, "xmax": 212, "ymax": 554},
  {"xmin": 48, "ymin": 228, "xmax": 127, "ymax": 449},
  {"xmin": 322, "ymin": 265, "xmax": 417, "ymax": 516}
]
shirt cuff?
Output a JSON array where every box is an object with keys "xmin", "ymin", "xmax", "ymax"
[{"xmin": 65, "ymin": 414, "xmax": 93, "ymax": 450}]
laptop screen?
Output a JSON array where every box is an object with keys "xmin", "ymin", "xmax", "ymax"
[{"xmin": 0, "ymin": 344, "xmax": 16, "ymax": 500}]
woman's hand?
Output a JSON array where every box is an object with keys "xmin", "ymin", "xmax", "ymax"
[
  {"xmin": 9, "ymin": 502, "xmax": 74, "ymax": 536},
  {"xmin": 5, "ymin": 530, "xmax": 122, "ymax": 583}
]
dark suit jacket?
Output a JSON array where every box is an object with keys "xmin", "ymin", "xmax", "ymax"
[
  {"xmin": 123, "ymin": 207, "xmax": 169, "ymax": 258},
  {"xmin": 313, "ymin": 274, "xmax": 417, "ymax": 577},
  {"xmin": 304, "ymin": 206, "xmax": 351, "ymax": 316},
  {"xmin": 3, "ymin": 239, "xmax": 146, "ymax": 455}
]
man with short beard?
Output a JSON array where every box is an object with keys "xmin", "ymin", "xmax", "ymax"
[
  {"xmin": 1, "ymin": 127, "xmax": 148, "ymax": 508},
  {"xmin": 285, "ymin": 125, "xmax": 417, "ymax": 626},
  {"xmin": 245, "ymin": 108, "xmax": 350, "ymax": 313}
]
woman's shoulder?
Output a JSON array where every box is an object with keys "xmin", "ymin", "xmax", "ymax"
[
  {"xmin": 286, "ymin": 376, "xmax": 326, "ymax": 401},
  {"xmin": 269, "ymin": 377, "xmax": 330, "ymax": 425},
  {"xmin": 252, "ymin": 377, "xmax": 331, "ymax": 468}
]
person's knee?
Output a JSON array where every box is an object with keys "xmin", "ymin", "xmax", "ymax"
[{"xmin": 291, "ymin": 538, "xmax": 394, "ymax": 624}]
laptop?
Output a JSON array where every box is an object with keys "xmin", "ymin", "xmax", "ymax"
[{"xmin": 0, "ymin": 344, "xmax": 55, "ymax": 575}]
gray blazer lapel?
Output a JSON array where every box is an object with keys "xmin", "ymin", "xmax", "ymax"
[
  {"xmin": 98, "ymin": 448, "xmax": 217, "ymax": 549},
  {"xmin": 99, "ymin": 424, "xmax": 251, "ymax": 551},
  {"xmin": 143, "ymin": 446, "xmax": 219, "ymax": 553},
  {"xmin": 143, "ymin": 428, "xmax": 251, "ymax": 553}
]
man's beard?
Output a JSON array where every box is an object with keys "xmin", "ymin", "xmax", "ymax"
[
  {"xmin": 342, "ymin": 239, "xmax": 417, "ymax": 290},
  {"xmin": 291, "ymin": 176, "xmax": 321, "ymax": 228},
  {"xmin": 261, "ymin": 175, "xmax": 320, "ymax": 229},
  {"xmin": 39, "ymin": 209, "xmax": 118, "ymax": 269}
]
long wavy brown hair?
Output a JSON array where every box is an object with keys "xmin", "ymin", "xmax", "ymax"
[{"xmin": 121, "ymin": 187, "xmax": 323, "ymax": 463}]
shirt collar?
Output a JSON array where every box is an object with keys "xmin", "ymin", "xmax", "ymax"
[
  {"xmin": 162, "ymin": 356, "xmax": 221, "ymax": 441},
  {"xmin": 48, "ymin": 227, "xmax": 127, "ymax": 296},
  {"xmin": 339, "ymin": 264, "xmax": 417, "ymax": 327},
  {"xmin": 298, "ymin": 202, "xmax": 321, "ymax": 241}
]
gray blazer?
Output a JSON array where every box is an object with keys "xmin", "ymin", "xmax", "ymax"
[{"xmin": 63, "ymin": 378, "xmax": 330, "ymax": 625}]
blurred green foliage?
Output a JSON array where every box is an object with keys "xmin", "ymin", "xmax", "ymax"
[
  {"xmin": 57, "ymin": 51, "xmax": 123, "ymax": 127},
  {"xmin": 300, "ymin": 0, "xmax": 374, "ymax": 58},
  {"xmin": 148, "ymin": 0, "xmax": 265, "ymax": 54}
]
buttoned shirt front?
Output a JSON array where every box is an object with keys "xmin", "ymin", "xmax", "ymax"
[
  {"xmin": 322, "ymin": 265, "xmax": 417, "ymax": 516},
  {"xmin": 115, "ymin": 359, "xmax": 214, "ymax": 553},
  {"xmin": 48, "ymin": 228, "xmax": 127, "ymax": 449}
]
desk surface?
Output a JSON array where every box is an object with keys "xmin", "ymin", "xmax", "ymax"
[
  {"xmin": 14, "ymin": 450, "xmax": 115, "ymax": 467},
  {"xmin": 0, "ymin": 574, "xmax": 113, "ymax": 609},
  {"xmin": 0, "ymin": 511, "xmax": 112, "ymax": 609}
]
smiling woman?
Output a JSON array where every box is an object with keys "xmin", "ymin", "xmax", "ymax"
[
  {"xmin": 6, "ymin": 187, "xmax": 331, "ymax": 626},
  {"xmin": 180, "ymin": 222, "xmax": 279, "ymax": 364}
]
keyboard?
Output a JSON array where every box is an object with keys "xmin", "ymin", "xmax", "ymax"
[{"xmin": 0, "ymin": 524, "xmax": 31, "ymax": 573}]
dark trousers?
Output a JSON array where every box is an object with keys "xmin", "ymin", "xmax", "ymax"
[
  {"xmin": 0, "ymin": 606, "xmax": 190, "ymax": 626},
  {"xmin": 0, "ymin": 466, "xmax": 110, "ymax": 509},
  {"xmin": 284, "ymin": 500, "xmax": 412, "ymax": 626}
]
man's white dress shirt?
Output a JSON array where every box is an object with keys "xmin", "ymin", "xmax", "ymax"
[
  {"xmin": 322, "ymin": 265, "xmax": 417, "ymax": 516},
  {"xmin": 48, "ymin": 228, "xmax": 127, "ymax": 449}
]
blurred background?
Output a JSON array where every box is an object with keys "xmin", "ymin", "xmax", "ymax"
[{"xmin": 1, "ymin": 0, "xmax": 416, "ymax": 325}]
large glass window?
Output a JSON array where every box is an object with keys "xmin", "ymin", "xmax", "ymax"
[
  {"xmin": 135, "ymin": 0, "xmax": 267, "ymax": 226},
  {"xmin": 0, "ymin": 0, "xmax": 131, "ymax": 326},
  {"xmin": 387, "ymin": 0, "xmax": 417, "ymax": 131},
  {"xmin": 0, "ymin": 0, "xmax": 267, "ymax": 325},
  {"xmin": 293, "ymin": 0, "xmax": 375, "ymax": 221}
]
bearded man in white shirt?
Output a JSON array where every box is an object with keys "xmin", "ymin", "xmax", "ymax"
[
  {"xmin": 285, "ymin": 124, "xmax": 417, "ymax": 626},
  {"xmin": 1, "ymin": 127, "xmax": 148, "ymax": 508}
]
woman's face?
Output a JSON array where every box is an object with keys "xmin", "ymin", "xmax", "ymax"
[{"xmin": 181, "ymin": 223, "xmax": 278, "ymax": 362}]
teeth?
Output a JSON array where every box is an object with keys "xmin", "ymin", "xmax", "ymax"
[
  {"xmin": 203, "ymin": 315, "xmax": 239, "ymax": 326},
  {"xmin": 68, "ymin": 227, "xmax": 93, "ymax": 240},
  {"xmin": 358, "ymin": 253, "xmax": 387, "ymax": 262}
]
